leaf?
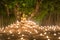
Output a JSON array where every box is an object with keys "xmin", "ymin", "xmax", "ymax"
[{"xmin": 22, "ymin": 3, "xmax": 26, "ymax": 7}]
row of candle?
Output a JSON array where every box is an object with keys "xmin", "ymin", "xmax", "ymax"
[{"xmin": 0, "ymin": 20, "xmax": 60, "ymax": 33}]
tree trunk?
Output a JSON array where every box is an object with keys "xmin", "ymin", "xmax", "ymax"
[
  {"xmin": 14, "ymin": 3, "xmax": 22, "ymax": 21},
  {"xmin": 5, "ymin": 4, "xmax": 10, "ymax": 16},
  {"xmin": 28, "ymin": 0, "xmax": 41, "ymax": 20}
]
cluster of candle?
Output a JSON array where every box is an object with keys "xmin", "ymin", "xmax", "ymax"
[
  {"xmin": 0, "ymin": 20, "xmax": 40, "ymax": 34},
  {"xmin": 39, "ymin": 25, "xmax": 60, "ymax": 31},
  {"xmin": 0, "ymin": 19, "xmax": 60, "ymax": 40}
]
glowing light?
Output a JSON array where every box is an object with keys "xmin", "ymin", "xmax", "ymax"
[
  {"xmin": 18, "ymin": 32, "xmax": 21, "ymax": 34},
  {"xmin": 33, "ymin": 39, "xmax": 36, "ymax": 40},
  {"xmin": 8, "ymin": 37, "xmax": 10, "ymax": 39},
  {"xmin": 12, "ymin": 34, "xmax": 14, "ymax": 36},
  {"xmin": 34, "ymin": 29, "xmax": 38, "ymax": 33},
  {"xmin": 21, "ymin": 37, "xmax": 24, "ymax": 40},
  {"xmin": 10, "ymin": 25, "xmax": 13, "ymax": 28},
  {"xmin": 47, "ymin": 38, "xmax": 50, "ymax": 40},
  {"xmin": 54, "ymin": 33, "xmax": 57, "ymax": 36},
  {"xmin": 16, "ymin": 20, "xmax": 20, "ymax": 25},
  {"xmin": 16, "ymin": 26, "xmax": 19, "ymax": 28},
  {"xmin": 39, "ymin": 33, "xmax": 44, "ymax": 36},
  {"xmin": 2, "ymin": 27, "xmax": 4, "ymax": 30},
  {"xmin": 44, "ymin": 32, "xmax": 47, "ymax": 35},
  {"xmin": 53, "ymin": 28, "xmax": 56, "ymax": 31},
  {"xmin": 0, "ymin": 16, "xmax": 60, "ymax": 40},
  {"xmin": 25, "ymin": 30, "xmax": 28, "ymax": 31},
  {"xmin": 3, "ymin": 30, "xmax": 6, "ymax": 33},
  {"xmin": 17, "ymin": 20, "xmax": 19, "ymax": 23},
  {"xmin": 45, "ymin": 29, "xmax": 48, "ymax": 31},
  {"xmin": 46, "ymin": 36, "xmax": 49, "ymax": 38},
  {"xmin": 9, "ymin": 30, "xmax": 12, "ymax": 34},
  {"xmin": 22, "ymin": 34, "xmax": 24, "ymax": 36},
  {"xmin": 5, "ymin": 27, "xmax": 8, "ymax": 29},
  {"xmin": 58, "ymin": 37, "xmax": 60, "ymax": 39},
  {"xmin": 30, "ymin": 32, "xmax": 32, "ymax": 34},
  {"xmin": 33, "ymin": 26, "xmax": 35, "ymax": 27}
]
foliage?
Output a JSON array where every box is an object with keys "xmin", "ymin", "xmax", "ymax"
[{"xmin": 0, "ymin": 0, "xmax": 60, "ymax": 26}]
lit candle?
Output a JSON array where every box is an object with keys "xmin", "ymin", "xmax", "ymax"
[
  {"xmin": 58, "ymin": 37, "xmax": 60, "ymax": 39},
  {"xmin": 39, "ymin": 33, "xmax": 44, "ymax": 36},
  {"xmin": 47, "ymin": 38, "xmax": 50, "ymax": 40},
  {"xmin": 46, "ymin": 36, "xmax": 49, "ymax": 38},
  {"xmin": 33, "ymin": 39, "xmax": 36, "ymax": 40},
  {"xmin": 53, "ymin": 33, "xmax": 57, "ymax": 36},
  {"xmin": 9, "ymin": 30, "xmax": 12, "ymax": 34},
  {"xmin": 44, "ymin": 32, "xmax": 47, "ymax": 35}
]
